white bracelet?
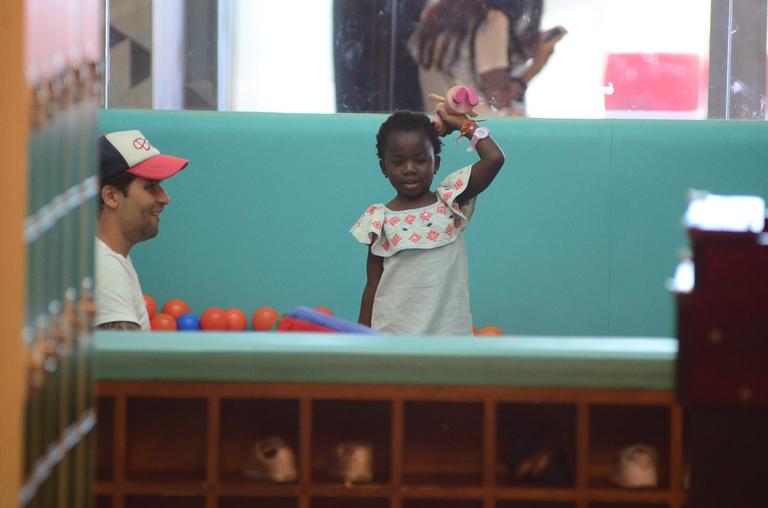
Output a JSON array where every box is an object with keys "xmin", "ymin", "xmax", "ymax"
[{"xmin": 468, "ymin": 126, "xmax": 490, "ymax": 152}]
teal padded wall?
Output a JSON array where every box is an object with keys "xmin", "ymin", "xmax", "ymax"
[
  {"xmin": 609, "ymin": 121, "xmax": 768, "ymax": 336},
  {"xmin": 99, "ymin": 110, "xmax": 768, "ymax": 337}
]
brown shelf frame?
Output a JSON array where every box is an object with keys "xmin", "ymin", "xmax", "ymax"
[{"xmin": 95, "ymin": 381, "xmax": 686, "ymax": 508}]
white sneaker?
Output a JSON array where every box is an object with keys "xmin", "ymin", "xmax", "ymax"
[
  {"xmin": 242, "ymin": 436, "xmax": 297, "ymax": 482},
  {"xmin": 328, "ymin": 441, "xmax": 373, "ymax": 483},
  {"xmin": 610, "ymin": 444, "xmax": 658, "ymax": 488}
]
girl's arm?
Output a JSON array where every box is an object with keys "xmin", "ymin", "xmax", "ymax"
[
  {"xmin": 435, "ymin": 109, "xmax": 505, "ymax": 204},
  {"xmin": 358, "ymin": 247, "xmax": 384, "ymax": 326}
]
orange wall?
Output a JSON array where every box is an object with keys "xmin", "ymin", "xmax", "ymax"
[{"xmin": 0, "ymin": 0, "xmax": 27, "ymax": 505}]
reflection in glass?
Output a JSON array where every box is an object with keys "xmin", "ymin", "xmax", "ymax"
[
  {"xmin": 105, "ymin": 0, "xmax": 768, "ymax": 120},
  {"xmin": 229, "ymin": 0, "xmax": 335, "ymax": 113},
  {"xmin": 407, "ymin": 0, "xmax": 563, "ymax": 118}
]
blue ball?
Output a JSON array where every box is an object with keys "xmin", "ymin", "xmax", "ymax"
[{"xmin": 177, "ymin": 313, "xmax": 201, "ymax": 331}]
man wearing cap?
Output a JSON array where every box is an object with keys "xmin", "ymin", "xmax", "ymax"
[{"xmin": 94, "ymin": 130, "xmax": 188, "ymax": 330}]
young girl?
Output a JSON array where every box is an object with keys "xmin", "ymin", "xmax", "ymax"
[{"xmin": 350, "ymin": 109, "xmax": 505, "ymax": 335}]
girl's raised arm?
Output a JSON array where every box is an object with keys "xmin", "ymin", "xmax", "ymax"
[{"xmin": 435, "ymin": 109, "xmax": 505, "ymax": 204}]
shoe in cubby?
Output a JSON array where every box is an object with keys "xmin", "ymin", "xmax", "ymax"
[
  {"xmin": 327, "ymin": 440, "xmax": 373, "ymax": 484},
  {"xmin": 609, "ymin": 444, "xmax": 658, "ymax": 488},
  {"xmin": 242, "ymin": 436, "xmax": 298, "ymax": 483},
  {"xmin": 588, "ymin": 405, "xmax": 669, "ymax": 490},
  {"xmin": 312, "ymin": 400, "xmax": 390, "ymax": 485},
  {"xmin": 497, "ymin": 403, "xmax": 576, "ymax": 487},
  {"xmin": 502, "ymin": 423, "xmax": 574, "ymax": 486},
  {"xmin": 219, "ymin": 399, "xmax": 300, "ymax": 484}
]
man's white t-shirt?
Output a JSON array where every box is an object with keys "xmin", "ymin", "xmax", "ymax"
[{"xmin": 94, "ymin": 237, "xmax": 150, "ymax": 330}]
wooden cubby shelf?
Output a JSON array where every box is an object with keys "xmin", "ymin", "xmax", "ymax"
[{"xmin": 95, "ymin": 382, "xmax": 686, "ymax": 508}]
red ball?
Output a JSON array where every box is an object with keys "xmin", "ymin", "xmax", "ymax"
[
  {"xmin": 162, "ymin": 299, "xmax": 190, "ymax": 320},
  {"xmin": 225, "ymin": 308, "xmax": 248, "ymax": 331},
  {"xmin": 252, "ymin": 306, "xmax": 279, "ymax": 331},
  {"xmin": 200, "ymin": 307, "xmax": 228, "ymax": 331},
  {"xmin": 151, "ymin": 313, "xmax": 177, "ymax": 331},
  {"xmin": 144, "ymin": 294, "xmax": 157, "ymax": 319},
  {"xmin": 314, "ymin": 306, "xmax": 333, "ymax": 315}
]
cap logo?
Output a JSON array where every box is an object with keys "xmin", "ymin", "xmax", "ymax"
[{"xmin": 133, "ymin": 137, "xmax": 152, "ymax": 151}]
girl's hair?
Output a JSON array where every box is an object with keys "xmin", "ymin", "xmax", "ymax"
[
  {"xmin": 376, "ymin": 111, "xmax": 443, "ymax": 161},
  {"xmin": 414, "ymin": 0, "xmax": 542, "ymax": 75}
]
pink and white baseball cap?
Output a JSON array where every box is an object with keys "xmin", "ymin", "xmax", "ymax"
[{"xmin": 99, "ymin": 129, "xmax": 188, "ymax": 181}]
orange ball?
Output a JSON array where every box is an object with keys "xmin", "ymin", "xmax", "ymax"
[
  {"xmin": 200, "ymin": 307, "xmax": 228, "ymax": 331},
  {"xmin": 477, "ymin": 325, "xmax": 503, "ymax": 336},
  {"xmin": 472, "ymin": 325, "xmax": 479, "ymax": 336},
  {"xmin": 162, "ymin": 299, "xmax": 190, "ymax": 320},
  {"xmin": 151, "ymin": 313, "xmax": 177, "ymax": 331},
  {"xmin": 225, "ymin": 308, "xmax": 248, "ymax": 331},
  {"xmin": 252, "ymin": 306, "xmax": 279, "ymax": 331},
  {"xmin": 144, "ymin": 294, "xmax": 157, "ymax": 319},
  {"xmin": 314, "ymin": 306, "xmax": 333, "ymax": 315}
]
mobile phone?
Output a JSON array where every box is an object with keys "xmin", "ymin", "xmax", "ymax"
[{"xmin": 543, "ymin": 27, "xmax": 564, "ymax": 42}]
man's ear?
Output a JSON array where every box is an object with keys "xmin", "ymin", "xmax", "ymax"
[
  {"xmin": 434, "ymin": 155, "xmax": 441, "ymax": 174},
  {"xmin": 100, "ymin": 185, "xmax": 121, "ymax": 210}
]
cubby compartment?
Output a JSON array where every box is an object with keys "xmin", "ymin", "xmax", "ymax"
[
  {"xmin": 497, "ymin": 503, "xmax": 575, "ymax": 508},
  {"xmin": 219, "ymin": 398, "xmax": 300, "ymax": 484},
  {"xmin": 588, "ymin": 504, "xmax": 668, "ymax": 508},
  {"xmin": 125, "ymin": 496, "xmax": 205, "ymax": 508},
  {"xmin": 402, "ymin": 499, "xmax": 482, "ymax": 508},
  {"xmin": 95, "ymin": 397, "xmax": 114, "ymax": 482},
  {"xmin": 310, "ymin": 497, "xmax": 389, "ymax": 508},
  {"xmin": 588, "ymin": 405, "xmax": 670, "ymax": 490},
  {"xmin": 125, "ymin": 397, "xmax": 207, "ymax": 483},
  {"xmin": 220, "ymin": 496, "xmax": 298, "ymax": 508},
  {"xmin": 403, "ymin": 401, "xmax": 483, "ymax": 486},
  {"xmin": 311, "ymin": 400, "xmax": 391, "ymax": 485},
  {"xmin": 95, "ymin": 495, "xmax": 112, "ymax": 508},
  {"xmin": 96, "ymin": 382, "xmax": 685, "ymax": 507},
  {"xmin": 496, "ymin": 403, "xmax": 576, "ymax": 487}
]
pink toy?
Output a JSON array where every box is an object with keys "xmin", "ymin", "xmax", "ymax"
[{"xmin": 428, "ymin": 85, "xmax": 479, "ymax": 133}]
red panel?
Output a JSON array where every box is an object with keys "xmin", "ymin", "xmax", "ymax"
[{"xmin": 604, "ymin": 53, "xmax": 701, "ymax": 111}]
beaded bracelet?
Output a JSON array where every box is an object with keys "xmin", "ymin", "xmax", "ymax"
[
  {"xmin": 459, "ymin": 119, "xmax": 477, "ymax": 140},
  {"xmin": 459, "ymin": 118, "xmax": 477, "ymax": 138}
]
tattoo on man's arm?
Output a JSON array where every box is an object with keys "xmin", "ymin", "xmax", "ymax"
[{"xmin": 97, "ymin": 321, "xmax": 141, "ymax": 331}]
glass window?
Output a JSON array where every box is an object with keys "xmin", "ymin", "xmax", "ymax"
[{"xmin": 105, "ymin": 0, "xmax": 767, "ymax": 120}]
